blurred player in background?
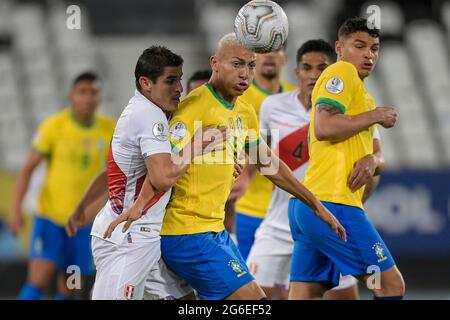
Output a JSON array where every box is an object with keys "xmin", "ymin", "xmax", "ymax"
[
  {"xmin": 288, "ymin": 17, "xmax": 404, "ymax": 300},
  {"xmin": 247, "ymin": 39, "xmax": 383, "ymax": 300},
  {"xmin": 8, "ymin": 72, "xmax": 115, "ymax": 300},
  {"xmin": 187, "ymin": 69, "xmax": 212, "ymax": 93},
  {"xmin": 159, "ymin": 33, "xmax": 346, "ymax": 300},
  {"xmin": 229, "ymin": 44, "xmax": 297, "ymax": 260}
]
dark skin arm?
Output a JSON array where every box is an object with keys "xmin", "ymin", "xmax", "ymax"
[
  {"xmin": 348, "ymin": 138, "xmax": 384, "ymax": 193},
  {"xmin": 246, "ymin": 139, "xmax": 347, "ymax": 241},
  {"xmin": 8, "ymin": 150, "xmax": 44, "ymax": 235},
  {"xmin": 314, "ymin": 103, "xmax": 397, "ymax": 142}
]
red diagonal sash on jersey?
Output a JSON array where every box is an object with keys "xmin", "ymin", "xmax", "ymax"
[
  {"xmin": 134, "ymin": 175, "xmax": 165, "ymax": 215},
  {"xmin": 277, "ymin": 124, "xmax": 310, "ymax": 171},
  {"xmin": 108, "ymin": 148, "xmax": 165, "ymax": 215}
]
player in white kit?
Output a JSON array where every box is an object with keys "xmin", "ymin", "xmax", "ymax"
[
  {"xmin": 89, "ymin": 46, "xmax": 225, "ymax": 300},
  {"xmin": 246, "ymin": 40, "xmax": 382, "ymax": 300}
]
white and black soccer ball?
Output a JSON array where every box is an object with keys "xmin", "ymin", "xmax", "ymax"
[{"xmin": 234, "ymin": 0, "xmax": 289, "ymax": 53}]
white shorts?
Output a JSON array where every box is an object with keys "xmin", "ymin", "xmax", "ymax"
[
  {"xmin": 247, "ymin": 237, "xmax": 358, "ymax": 291},
  {"xmin": 143, "ymin": 258, "xmax": 193, "ymax": 300},
  {"xmin": 91, "ymin": 236, "xmax": 192, "ymax": 300}
]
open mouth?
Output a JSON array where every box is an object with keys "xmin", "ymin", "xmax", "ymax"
[
  {"xmin": 362, "ymin": 63, "xmax": 373, "ymax": 70},
  {"xmin": 236, "ymin": 82, "xmax": 249, "ymax": 91}
]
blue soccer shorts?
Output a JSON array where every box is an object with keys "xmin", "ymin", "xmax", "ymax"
[{"xmin": 288, "ymin": 199, "xmax": 395, "ymax": 288}]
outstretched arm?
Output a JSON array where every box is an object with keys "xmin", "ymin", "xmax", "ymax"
[{"xmin": 246, "ymin": 140, "xmax": 346, "ymax": 241}]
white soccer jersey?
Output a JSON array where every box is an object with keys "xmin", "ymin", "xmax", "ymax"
[
  {"xmin": 257, "ymin": 89, "xmax": 381, "ymax": 252},
  {"xmin": 91, "ymin": 90, "xmax": 172, "ymax": 245},
  {"xmin": 258, "ymin": 90, "xmax": 311, "ymax": 249}
]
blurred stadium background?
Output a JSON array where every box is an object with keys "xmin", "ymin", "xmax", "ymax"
[{"xmin": 0, "ymin": 0, "xmax": 449, "ymax": 299}]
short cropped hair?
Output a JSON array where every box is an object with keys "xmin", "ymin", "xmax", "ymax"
[
  {"xmin": 296, "ymin": 39, "xmax": 335, "ymax": 65},
  {"xmin": 135, "ymin": 45, "xmax": 183, "ymax": 89},
  {"xmin": 338, "ymin": 17, "xmax": 380, "ymax": 39},
  {"xmin": 72, "ymin": 71, "xmax": 100, "ymax": 86}
]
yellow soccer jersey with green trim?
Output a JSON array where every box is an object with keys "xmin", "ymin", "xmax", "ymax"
[
  {"xmin": 303, "ymin": 61, "xmax": 376, "ymax": 209},
  {"xmin": 33, "ymin": 108, "xmax": 115, "ymax": 226},
  {"xmin": 235, "ymin": 80, "xmax": 297, "ymax": 218},
  {"xmin": 161, "ymin": 83, "xmax": 261, "ymax": 235}
]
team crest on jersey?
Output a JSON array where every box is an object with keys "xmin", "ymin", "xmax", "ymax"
[
  {"xmin": 372, "ymin": 242, "xmax": 388, "ymax": 263},
  {"xmin": 169, "ymin": 121, "xmax": 187, "ymax": 141},
  {"xmin": 325, "ymin": 77, "xmax": 344, "ymax": 94},
  {"xmin": 124, "ymin": 285, "xmax": 135, "ymax": 300},
  {"xmin": 228, "ymin": 118, "xmax": 235, "ymax": 131},
  {"xmin": 236, "ymin": 117, "xmax": 243, "ymax": 134},
  {"xmin": 153, "ymin": 122, "xmax": 169, "ymax": 141},
  {"xmin": 228, "ymin": 260, "xmax": 247, "ymax": 278}
]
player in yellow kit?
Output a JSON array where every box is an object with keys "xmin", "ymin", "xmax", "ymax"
[
  {"xmin": 159, "ymin": 33, "xmax": 346, "ymax": 300},
  {"xmin": 8, "ymin": 72, "xmax": 115, "ymax": 300},
  {"xmin": 288, "ymin": 17, "xmax": 405, "ymax": 300},
  {"xmin": 231, "ymin": 44, "xmax": 296, "ymax": 260}
]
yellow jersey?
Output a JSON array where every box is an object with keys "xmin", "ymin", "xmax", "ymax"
[
  {"xmin": 235, "ymin": 80, "xmax": 297, "ymax": 218},
  {"xmin": 161, "ymin": 83, "xmax": 261, "ymax": 235},
  {"xmin": 303, "ymin": 61, "xmax": 376, "ymax": 209},
  {"xmin": 32, "ymin": 108, "xmax": 115, "ymax": 225}
]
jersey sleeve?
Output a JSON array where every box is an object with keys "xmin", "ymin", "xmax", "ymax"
[
  {"xmin": 32, "ymin": 117, "xmax": 57, "ymax": 156},
  {"xmin": 314, "ymin": 62, "xmax": 359, "ymax": 113},
  {"xmin": 168, "ymin": 96, "xmax": 205, "ymax": 154},
  {"xmin": 134, "ymin": 107, "xmax": 171, "ymax": 158},
  {"xmin": 244, "ymin": 103, "xmax": 262, "ymax": 148}
]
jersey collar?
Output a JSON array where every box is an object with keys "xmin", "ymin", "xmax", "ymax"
[
  {"xmin": 252, "ymin": 80, "xmax": 284, "ymax": 96},
  {"xmin": 205, "ymin": 82, "xmax": 234, "ymax": 110},
  {"xmin": 70, "ymin": 108, "xmax": 96, "ymax": 128}
]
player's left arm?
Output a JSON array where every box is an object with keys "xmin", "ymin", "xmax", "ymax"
[
  {"xmin": 245, "ymin": 140, "xmax": 346, "ymax": 241},
  {"xmin": 347, "ymin": 136, "xmax": 384, "ymax": 194}
]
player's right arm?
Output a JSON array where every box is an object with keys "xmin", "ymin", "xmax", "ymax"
[
  {"xmin": 103, "ymin": 96, "xmax": 227, "ymax": 238},
  {"xmin": 8, "ymin": 116, "xmax": 57, "ymax": 235},
  {"xmin": 104, "ymin": 174, "xmax": 155, "ymax": 238},
  {"xmin": 313, "ymin": 62, "xmax": 397, "ymax": 142},
  {"xmin": 315, "ymin": 103, "xmax": 397, "ymax": 142},
  {"xmin": 103, "ymin": 128, "xmax": 227, "ymax": 239},
  {"xmin": 8, "ymin": 150, "xmax": 44, "ymax": 235},
  {"xmin": 144, "ymin": 124, "xmax": 226, "ymax": 192}
]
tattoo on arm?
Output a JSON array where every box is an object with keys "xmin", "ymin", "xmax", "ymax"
[{"xmin": 316, "ymin": 103, "xmax": 343, "ymax": 115}]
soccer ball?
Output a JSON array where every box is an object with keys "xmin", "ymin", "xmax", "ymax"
[{"xmin": 234, "ymin": 0, "xmax": 289, "ymax": 54}]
